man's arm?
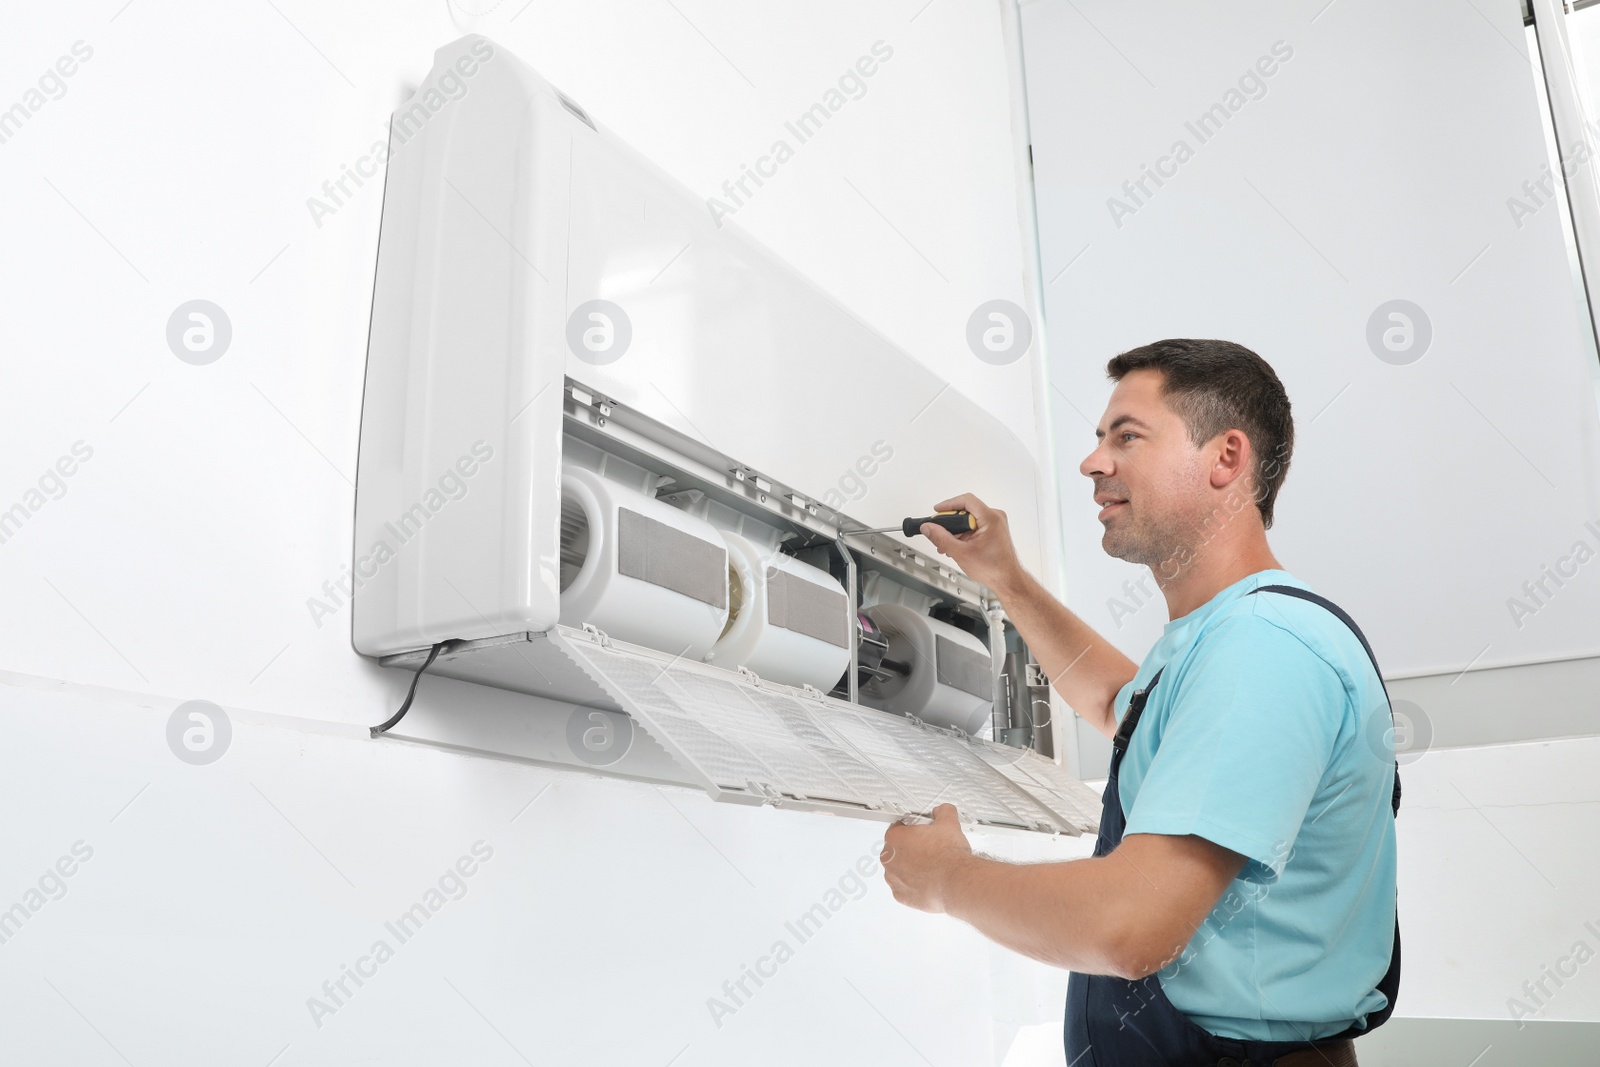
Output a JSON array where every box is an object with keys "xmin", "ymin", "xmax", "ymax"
[
  {"xmin": 882, "ymin": 806, "xmax": 1248, "ymax": 979},
  {"xmin": 919, "ymin": 493, "xmax": 1138, "ymax": 739}
]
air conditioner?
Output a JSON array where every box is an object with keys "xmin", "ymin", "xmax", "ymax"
[{"xmin": 352, "ymin": 35, "xmax": 1097, "ymax": 836}]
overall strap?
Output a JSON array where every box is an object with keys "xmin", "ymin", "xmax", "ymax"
[
  {"xmin": 1111, "ymin": 665, "xmax": 1164, "ymax": 758},
  {"xmin": 1248, "ymin": 584, "xmax": 1400, "ymax": 815},
  {"xmin": 1247, "ymin": 581, "xmax": 1404, "ymax": 1038}
]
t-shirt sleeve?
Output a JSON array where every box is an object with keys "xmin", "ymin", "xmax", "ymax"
[{"xmin": 1122, "ymin": 613, "xmax": 1345, "ymax": 883}]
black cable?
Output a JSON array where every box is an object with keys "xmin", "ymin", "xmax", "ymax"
[{"xmin": 370, "ymin": 642, "xmax": 445, "ymax": 738}]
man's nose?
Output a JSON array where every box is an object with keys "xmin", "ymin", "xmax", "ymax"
[{"xmin": 1080, "ymin": 442, "xmax": 1110, "ymax": 478}]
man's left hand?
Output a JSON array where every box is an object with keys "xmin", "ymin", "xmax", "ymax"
[{"xmin": 881, "ymin": 803, "xmax": 976, "ymax": 913}]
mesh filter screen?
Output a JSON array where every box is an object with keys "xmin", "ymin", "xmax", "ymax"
[
  {"xmin": 616, "ymin": 507, "xmax": 727, "ymax": 609},
  {"xmin": 767, "ymin": 570, "xmax": 849, "ymax": 648},
  {"xmin": 935, "ymin": 634, "xmax": 993, "ymax": 700},
  {"xmin": 550, "ymin": 626, "xmax": 1096, "ymax": 834}
]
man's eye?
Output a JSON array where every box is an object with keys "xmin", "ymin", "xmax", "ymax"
[{"xmin": 1121, "ymin": 432, "xmax": 1137, "ymax": 442}]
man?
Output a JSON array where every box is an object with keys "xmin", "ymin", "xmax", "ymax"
[{"xmin": 881, "ymin": 339, "xmax": 1399, "ymax": 1067}]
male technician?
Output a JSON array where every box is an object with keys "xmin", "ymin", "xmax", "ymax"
[{"xmin": 881, "ymin": 339, "xmax": 1398, "ymax": 1067}]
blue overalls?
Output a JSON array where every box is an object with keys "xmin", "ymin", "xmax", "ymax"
[{"xmin": 1064, "ymin": 586, "xmax": 1402, "ymax": 1067}]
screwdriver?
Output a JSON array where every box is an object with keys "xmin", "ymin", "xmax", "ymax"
[{"xmin": 857, "ymin": 511, "xmax": 978, "ymax": 537}]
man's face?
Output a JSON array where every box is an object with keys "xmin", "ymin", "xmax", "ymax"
[{"xmin": 1078, "ymin": 369, "xmax": 1213, "ymax": 568}]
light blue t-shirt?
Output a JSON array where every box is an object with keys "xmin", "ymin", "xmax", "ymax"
[{"xmin": 1113, "ymin": 568, "xmax": 1396, "ymax": 1042}]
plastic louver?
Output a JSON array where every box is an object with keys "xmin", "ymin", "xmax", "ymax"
[{"xmin": 550, "ymin": 625, "xmax": 1100, "ymax": 835}]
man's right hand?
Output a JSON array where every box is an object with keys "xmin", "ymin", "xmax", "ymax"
[{"xmin": 918, "ymin": 493, "xmax": 1025, "ymax": 597}]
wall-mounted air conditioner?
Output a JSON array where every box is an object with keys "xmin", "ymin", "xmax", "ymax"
[{"xmin": 352, "ymin": 35, "xmax": 1096, "ymax": 836}]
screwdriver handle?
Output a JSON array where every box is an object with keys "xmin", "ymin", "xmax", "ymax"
[{"xmin": 903, "ymin": 511, "xmax": 977, "ymax": 537}]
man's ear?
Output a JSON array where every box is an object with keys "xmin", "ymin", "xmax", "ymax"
[{"xmin": 1208, "ymin": 429, "xmax": 1252, "ymax": 491}]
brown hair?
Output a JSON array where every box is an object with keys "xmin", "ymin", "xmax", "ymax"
[{"xmin": 1106, "ymin": 338, "xmax": 1294, "ymax": 529}]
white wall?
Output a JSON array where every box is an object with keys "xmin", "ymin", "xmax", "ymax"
[
  {"xmin": 0, "ymin": 675, "xmax": 1098, "ymax": 1064},
  {"xmin": 1390, "ymin": 733, "xmax": 1600, "ymax": 1024},
  {"xmin": 0, "ymin": 1, "xmax": 1083, "ymax": 1064}
]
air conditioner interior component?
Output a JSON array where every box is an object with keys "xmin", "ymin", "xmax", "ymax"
[
  {"xmin": 559, "ymin": 387, "xmax": 1010, "ymax": 711},
  {"xmin": 557, "ymin": 462, "xmax": 730, "ymax": 660},
  {"xmin": 702, "ymin": 531, "xmax": 852, "ymax": 691},
  {"xmin": 849, "ymin": 610, "xmax": 891, "ymax": 689},
  {"xmin": 858, "ymin": 602, "xmax": 995, "ymax": 735}
]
